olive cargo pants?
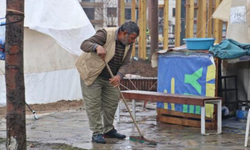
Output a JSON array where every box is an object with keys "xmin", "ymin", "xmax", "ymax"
[{"xmin": 80, "ymin": 77, "xmax": 120, "ymax": 135}]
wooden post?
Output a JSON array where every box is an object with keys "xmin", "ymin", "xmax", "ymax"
[
  {"xmin": 148, "ymin": 0, "xmax": 151, "ymax": 30},
  {"xmin": 138, "ymin": 0, "xmax": 142, "ymax": 58},
  {"xmin": 214, "ymin": 0, "xmax": 223, "ymax": 43},
  {"xmin": 185, "ymin": 0, "xmax": 190, "ymax": 38},
  {"xmin": 150, "ymin": 0, "xmax": 158, "ymax": 60},
  {"xmin": 207, "ymin": 0, "xmax": 213, "ymax": 37},
  {"xmin": 175, "ymin": 0, "xmax": 181, "ymax": 46},
  {"xmin": 163, "ymin": 0, "xmax": 169, "ymax": 49},
  {"xmin": 196, "ymin": 0, "xmax": 206, "ymax": 38},
  {"xmin": 5, "ymin": 0, "xmax": 27, "ymax": 149},
  {"xmin": 120, "ymin": 0, "xmax": 125, "ymax": 25},
  {"xmin": 138, "ymin": 0, "xmax": 147, "ymax": 59},
  {"xmin": 142, "ymin": 0, "xmax": 147, "ymax": 59},
  {"xmin": 131, "ymin": 0, "xmax": 136, "ymax": 57},
  {"xmin": 201, "ymin": 0, "xmax": 206, "ymax": 37},
  {"xmin": 196, "ymin": 0, "xmax": 201, "ymax": 37},
  {"xmin": 189, "ymin": 0, "xmax": 194, "ymax": 38}
]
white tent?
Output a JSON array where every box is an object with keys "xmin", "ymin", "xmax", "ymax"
[
  {"xmin": 0, "ymin": 0, "xmax": 95, "ymax": 104},
  {"xmin": 212, "ymin": 0, "xmax": 231, "ymax": 22},
  {"xmin": 212, "ymin": 0, "xmax": 250, "ymax": 103}
]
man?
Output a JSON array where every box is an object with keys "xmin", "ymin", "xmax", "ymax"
[
  {"xmin": 146, "ymin": 28, "xmax": 149, "ymax": 40},
  {"xmin": 76, "ymin": 21, "xmax": 139, "ymax": 144}
]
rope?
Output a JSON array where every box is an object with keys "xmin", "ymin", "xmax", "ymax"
[{"xmin": 195, "ymin": 16, "xmax": 213, "ymax": 38}]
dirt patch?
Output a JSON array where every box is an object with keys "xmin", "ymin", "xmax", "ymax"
[
  {"xmin": 127, "ymin": 59, "xmax": 157, "ymax": 77},
  {"xmin": 0, "ymin": 100, "xmax": 84, "ymax": 119}
]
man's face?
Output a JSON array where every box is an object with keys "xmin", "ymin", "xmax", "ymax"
[{"xmin": 120, "ymin": 32, "xmax": 138, "ymax": 46}]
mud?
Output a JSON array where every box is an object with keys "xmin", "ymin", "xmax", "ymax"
[{"xmin": 0, "ymin": 101, "xmax": 248, "ymax": 150}]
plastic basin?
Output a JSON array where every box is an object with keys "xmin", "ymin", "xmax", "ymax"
[{"xmin": 183, "ymin": 38, "xmax": 215, "ymax": 50}]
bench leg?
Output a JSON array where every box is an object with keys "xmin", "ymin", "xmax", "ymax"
[
  {"xmin": 132, "ymin": 99, "xmax": 136, "ymax": 120},
  {"xmin": 244, "ymin": 109, "xmax": 250, "ymax": 147},
  {"xmin": 217, "ymin": 100, "xmax": 222, "ymax": 134},
  {"xmin": 201, "ymin": 106, "xmax": 206, "ymax": 135},
  {"xmin": 201, "ymin": 100, "xmax": 222, "ymax": 135}
]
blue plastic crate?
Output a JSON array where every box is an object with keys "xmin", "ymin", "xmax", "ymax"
[{"xmin": 183, "ymin": 38, "xmax": 215, "ymax": 50}]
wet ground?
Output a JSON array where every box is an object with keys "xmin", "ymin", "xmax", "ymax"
[{"xmin": 0, "ymin": 102, "xmax": 249, "ymax": 150}]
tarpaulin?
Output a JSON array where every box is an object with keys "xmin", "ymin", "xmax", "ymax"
[
  {"xmin": 157, "ymin": 52, "xmax": 216, "ymax": 117},
  {"xmin": 0, "ymin": 0, "xmax": 95, "ymax": 104}
]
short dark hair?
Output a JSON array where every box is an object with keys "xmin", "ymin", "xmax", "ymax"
[{"xmin": 119, "ymin": 21, "xmax": 140, "ymax": 36}]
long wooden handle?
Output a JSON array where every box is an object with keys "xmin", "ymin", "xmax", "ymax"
[{"xmin": 105, "ymin": 61, "xmax": 143, "ymax": 137}]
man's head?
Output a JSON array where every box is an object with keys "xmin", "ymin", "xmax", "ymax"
[{"xmin": 117, "ymin": 21, "xmax": 139, "ymax": 46}]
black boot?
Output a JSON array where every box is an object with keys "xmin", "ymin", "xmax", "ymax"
[
  {"xmin": 92, "ymin": 134, "xmax": 106, "ymax": 144},
  {"xmin": 104, "ymin": 128, "xmax": 126, "ymax": 139}
]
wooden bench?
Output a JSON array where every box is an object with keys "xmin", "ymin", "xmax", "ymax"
[{"xmin": 117, "ymin": 90, "xmax": 222, "ymax": 135}]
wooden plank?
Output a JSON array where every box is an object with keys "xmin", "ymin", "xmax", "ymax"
[
  {"xmin": 157, "ymin": 108, "xmax": 214, "ymax": 120},
  {"xmin": 121, "ymin": 90, "xmax": 222, "ymax": 106},
  {"xmin": 163, "ymin": 0, "xmax": 169, "ymax": 49},
  {"xmin": 158, "ymin": 115, "xmax": 216, "ymax": 129}
]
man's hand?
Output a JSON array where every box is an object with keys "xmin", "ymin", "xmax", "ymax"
[
  {"xmin": 109, "ymin": 75, "xmax": 121, "ymax": 87},
  {"xmin": 96, "ymin": 45, "xmax": 106, "ymax": 60}
]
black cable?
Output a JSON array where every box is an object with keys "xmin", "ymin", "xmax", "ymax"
[{"xmin": 0, "ymin": 12, "xmax": 24, "ymax": 26}]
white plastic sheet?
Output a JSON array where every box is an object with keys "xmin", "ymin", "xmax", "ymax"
[
  {"xmin": 0, "ymin": 69, "xmax": 82, "ymax": 104},
  {"xmin": 0, "ymin": 0, "xmax": 95, "ymax": 104},
  {"xmin": 25, "ymin": 0, "xmax": 95, "ymax": 56}
]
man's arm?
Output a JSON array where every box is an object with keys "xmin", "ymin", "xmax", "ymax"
[
  {"xmin": 117, "ymin": 46, "xmax": 133, "ymax": 79},
  {"xmin": 80, "ymin": 29, "xmax": 107, "ymax": 53}
]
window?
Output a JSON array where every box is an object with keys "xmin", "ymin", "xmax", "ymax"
[
  {"xmin": 107, "ymin": 7, "xmax": 117, "ymax": 17},
  {"xmin": 83, "ymin": 8, "xmax": 95, "ymax": 19},
  {"xmin": 82, "ymin": 0, "xmax": 95, "ymax": 2},
  {"xmin": 172, "ymin": 8, "xmax": 175, "ymax": 17},
  {"xmin": 125, "ymin": 0, "xmax": 131, "ymax": 3},
  {"xmin": 125, "ymin": 8, "xmax": 131, "ymax": 20},
  {"xmin": 159, "ymin": 8, "xmax": 163, "ymax": 18}
]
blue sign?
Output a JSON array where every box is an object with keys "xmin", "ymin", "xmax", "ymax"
[{"xmin": 157, "ymin": 52, "xmax": 216, "ymax": 117}]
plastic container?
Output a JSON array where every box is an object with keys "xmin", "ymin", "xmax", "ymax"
[
  {"xmin": 236, "ymin": 110, "xmax": 248, "ymax": 122},
  {"xmin": 183, "ymin": 38, "xmax": 215, "ymax": 50}
]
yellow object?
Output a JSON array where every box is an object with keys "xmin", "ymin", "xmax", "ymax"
[{"xmin": 205, "ymin": 104, "xmax": 214, "ymax": 118}]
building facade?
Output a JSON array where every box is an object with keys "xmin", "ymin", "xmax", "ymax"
[{"xmin": 80, "ymin": 0, "xmax": 176, "ymax": 31}]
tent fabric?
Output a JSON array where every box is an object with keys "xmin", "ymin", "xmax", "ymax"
[
  {"xmin": 24, "ymin": 0, "xmax": 95, "ymax": 56},
  {"xmin": 0, "ymin": 0, "xmax": 95, "ymax": 104},
  {"xmin": 23, "ymin": 28, "xmax": 78, "ymax": 74},
  {"xmin": 0, "ymin": 69, "xmax": 82, "ymax": 104},
  {"xmin": 212, "ymin": 0, "xmax": 231, "ymax": 21},
  {"xmin": 227, "ymin": 0, "xmax": 250, "ymax": 43},
  {"xmin": 0, "ymin": 0, "xmax": 95, "ymax": 56}
]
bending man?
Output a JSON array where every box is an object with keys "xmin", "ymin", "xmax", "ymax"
[{"xmin": 76, "ymin": 21, "xmax": 139, "ymax": 144}]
